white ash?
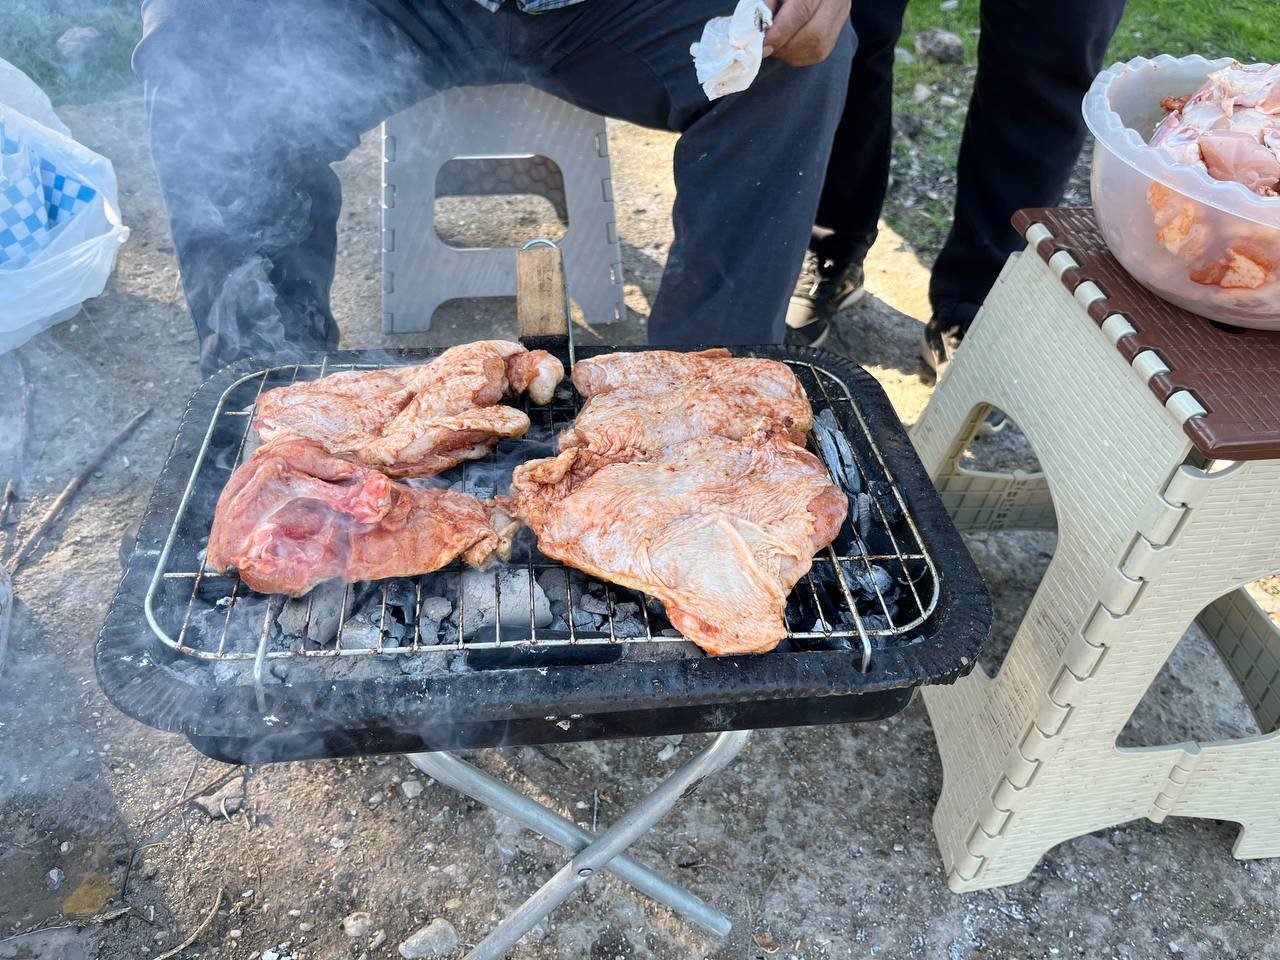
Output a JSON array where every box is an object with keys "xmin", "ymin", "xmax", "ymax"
[
  {"xmin": 455, "ymin": 568, "xmax": 551, "ymax": 637},
  {"xmin": 419, "ymin": 596, "xmax": 451, "ymax": 622}
]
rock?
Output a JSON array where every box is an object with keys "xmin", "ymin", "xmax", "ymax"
[
  {"xmin": 342, "ymin": 911, "xmax": 372, "ymax": 938},
  {"xmin": 192, "ymin": 775, "xmax": 245, "ymax": 819},
  {"xmin": 59, "ymin": 841, "xmax": 73, "ymax": 855},
  {"xmin": 419, "ymin": 596, "xmax": 452, "ymax": 623},
  {"xmin": 912, "ymin": 83, "xmax": 932, "ymax": 103},
  {"xmin": 657, "ymin": 743, "xmax": 677, "ymax": 762},
  {"xmin": 400, "ymin": 779, "xmax": 423, "ymax": 800},
  {"xmin": 368, "ymin": 791, "xmax": 384, "ymax": 807},
  {"xmin": 278, "ymin": 581, "xmax": 347, "ymax": 645},
  {"xmin": 458, "ymin": 569, "xmax": 551, "ymax": 637},
  {"xmin": 399, "ymin": 919, "xmax": 459, "ymax": 958},
  {"xmin": 228, "ymin": 929, "xmax": 242, "ymax": 939},
  {"xmin": 370, "ymin": 930, "xmax": 387, "ymax": 950},
  {"xmin": 893, "ymin": 113, "xmax": 925, "ymax": 140},
  {"xmin": 893, "ymin": 46, "xmax": 914, "ymax": 64},
  {"xmin": 914, "ymin": 27, "xmax": 964, "ymax": 64},
  {"xmin": 47, "ymin": 868, "xmax": 64, "ymax": 891},
  {"xmin": 55, "ymin": 26, "xmax": 104, "ymax": 65},
  {"xmin": 940, "ymin": 0, "xmax": 959, "ymax": 9},
  {"xmin": 298, "ymin": 923, "xmax": 314, "ymax": 933}
]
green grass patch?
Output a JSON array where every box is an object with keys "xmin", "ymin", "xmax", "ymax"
[
  {"xmin": 884, "ymin": 0, "xmax": 1280, "ymax": 261},
  {"xmin": 0, "ymin": 1, "xmax": 140, "ymax": 105}
]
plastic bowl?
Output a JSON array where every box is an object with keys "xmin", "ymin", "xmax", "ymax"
[{"xmin": 1083, "ymin": 55, "xmax": 1280, "ymax": 329}]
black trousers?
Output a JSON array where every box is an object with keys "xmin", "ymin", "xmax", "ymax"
[
  {"xmin": 134, "ymin": 0, "xmax": 853, "ymax": 375},
  {"xmin": 813, "ymin": 0, "xmax": 1125, "ymax": 318}
]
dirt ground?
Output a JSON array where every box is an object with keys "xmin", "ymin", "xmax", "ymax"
[{"xmin": 1, "ymin": 98, "xmax": 1278, "ymax": 960}]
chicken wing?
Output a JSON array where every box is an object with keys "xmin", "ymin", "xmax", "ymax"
[{"xmin": 253, "ymin": 340, "xmax": 563, "ymax": 477}]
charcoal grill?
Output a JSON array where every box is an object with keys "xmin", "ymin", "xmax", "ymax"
[{"xmin": 97, "ymin": 245, "xmax": 990, "ymax": 957}]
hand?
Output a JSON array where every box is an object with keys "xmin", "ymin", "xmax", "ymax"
[{"xmin": 762, "ymin": 0, "xmax": 850, "ymax": 66}]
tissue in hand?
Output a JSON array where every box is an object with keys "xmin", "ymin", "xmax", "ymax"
[{"xmin": 689, "ymin": 0, "xmax": 773, "ymax": 101}]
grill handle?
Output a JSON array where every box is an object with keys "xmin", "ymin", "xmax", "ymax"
[{"xmin": 516, "ymin": 240, "xmax": 571, "ymax": 340}]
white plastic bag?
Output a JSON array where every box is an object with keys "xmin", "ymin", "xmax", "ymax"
[{"xmin": 0, "ymin": 58, "xmax": 127, "ymax": 353}]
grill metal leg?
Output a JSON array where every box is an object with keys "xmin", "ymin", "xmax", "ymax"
[{"xmin": 407, "ymin": 730, "xmax": 750, "ymax": 959}]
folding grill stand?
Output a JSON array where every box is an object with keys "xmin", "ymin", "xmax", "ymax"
[
  {"xmin": 407, "ymin": 731, "xmax": 748, "ymax": 958},
  {"xmin": 400, "ymin": 242, "xmax": 749, "ymax": 958}
]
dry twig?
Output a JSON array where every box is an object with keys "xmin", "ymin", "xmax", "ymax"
[
  {"xmin": 149, "ymin": 886, "xmax": 222, "ymax": 960},
  {"xmin": 9, "ymin": 408, "xmax": 150, "ymax": 574}
]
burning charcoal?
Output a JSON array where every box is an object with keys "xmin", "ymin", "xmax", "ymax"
[
  {"xmin": 547, "ymin": 615, "xmax": 568, "ymax": 632},
  {"xmin": 276, "ymin": 580, "xmax": 347, "ymax": 646},
  {"xmin": 457, "ymin": 568, "xmax": 551, "ymax": 639},
  {"xmin": 339, "ymin": 616, "xmax": 382, "ymax": 650},
  {"xmin": 866, "ymin": 481, "xmax": 903, "ymax": 527},
  {"xmin": 850, "ymin": 564, "xmax": 894, "ymax": 599},
  {"xmin": 856, "ymin": 492, "xmax": 874, "ymax": 540},
  {"xmin": 611, "ymin": 617, "xmax": 648, "ymax": 638},
  {"xmin": 577, "ymin": 594, "xmax": 612, "ymax": 616},
  {"xmin": 419, "ymin": 596, "xmax": 451, "ymax": 622},
  {"xmin": 812, "ymin": 409, "xmax": 862, "ymax": 495},
  {"xmin": 614, "ymin": 602, "xmax": 640, "ymax": 618},
  {"xmin": 536, "ymin": 568, "xmax": 570, "ymax": 609},
  {"xmin": 571, "ymin": 607, "xmax": 602, "ymax": 630}
]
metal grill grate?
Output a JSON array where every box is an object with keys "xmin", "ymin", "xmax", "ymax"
[{"xmin": 143, "ymin": 354, "xmax": 939, "ymax": 681}]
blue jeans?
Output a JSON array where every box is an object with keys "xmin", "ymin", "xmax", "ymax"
[{"xmin": 135, "ymin": 0, "xmax": 853, "ymax": 374}]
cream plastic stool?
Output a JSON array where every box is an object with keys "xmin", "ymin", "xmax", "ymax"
[
  {"xmin": 911, "ymin": 207, "xmax": 1280, "ymax": 892},
  {"xmin": 381, "ymin": 83, "xmax": 624, "ymax": 332}
]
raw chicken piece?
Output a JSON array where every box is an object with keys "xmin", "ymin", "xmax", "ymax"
[
  {"xmin": 562, "ymin": 350, "xmax": 813, "ymax": 471},
  {"xmin": 505, "ymin": 431, "xmax": 847, "ymax": 655},
  {"xmin": 208, "ymin": 438, "xmax": 506, "ymax": 597},
  {"xmin": 253, "ymin": 340, "xmax": 563, "ymax": 477},
  {"xmin": 1150, "ymin": 61, "xmax": 1280, "ymax": 196}
]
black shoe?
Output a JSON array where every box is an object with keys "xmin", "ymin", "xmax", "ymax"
[
  {"xmin": 919, "ymin": 302, "xmax": 979, "ymax": 378},
  {"xmin": 785, "ymin": 252, "xmax": 866, "ymax": 349}
]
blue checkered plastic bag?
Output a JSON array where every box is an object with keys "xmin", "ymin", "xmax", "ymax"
[{"xmin": 0, "ymin": 58, "xmax": 126, "ymax": 353}]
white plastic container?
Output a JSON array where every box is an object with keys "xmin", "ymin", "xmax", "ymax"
[{"xmin": 1083, "ymin": 55, "xmax": 1280, "ymax": 329}]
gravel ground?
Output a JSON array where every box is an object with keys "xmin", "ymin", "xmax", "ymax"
[{"xmin": 1, "ymin": 98, "xmax": 1278, "ymax": 960}]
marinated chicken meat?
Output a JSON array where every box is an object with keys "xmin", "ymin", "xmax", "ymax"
[
  {"xmin": 1146, "ymin": 62, "xmax": 1280, "ymax": 294},
  {"xmin": 506, "ymin": 432, "xmax": 847, "ymax": 655},
  {"xmin": 208, "ymin": 437, "xmax": 506, "ymax": 597},
  {"xmin": 1151, "ymin": 61, "xmax": 1280, "ymax": 196},
  {"xmin": 253, "ymin": 340, "xmax": 563, "ymax": 477},
  {"xmin": 561, "ymin": 349, "xmax": 813, "ymax": 470}
]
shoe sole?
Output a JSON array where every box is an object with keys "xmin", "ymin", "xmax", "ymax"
[{"xmin": 918, "ymin": 334, "xmax": 940, "ymax": 375}]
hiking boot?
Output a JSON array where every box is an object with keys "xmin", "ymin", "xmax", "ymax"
[{"xmin": 785, "ymin": 252, "xmax": 866, "ymax": 349}]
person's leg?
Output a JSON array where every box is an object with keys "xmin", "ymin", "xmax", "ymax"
[
  {"xmin": 785, "ymin": 0, "xmax": 908, "ymax": 345},
  {"xmin": 516, "ymin": 1, "xmax": 854, "ymax": 346},
  {"xmin": 134, "ymin": 0, "xmax": 493, "ymax": 375},
  {"xmin": 811, "ymin": 0, "xmax": 910, "ymax": 266},
  {"xmin": 928, "ymin": 0, "xmax": 1126, "ymax": 319}
]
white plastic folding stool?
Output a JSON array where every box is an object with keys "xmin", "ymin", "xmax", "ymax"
[
  {"xmin": 910, "ymin": 210, "xmax": 1280, "ymax": 892},
  {"xmin": 381, "ymin": 84, "xmax": 625, "ymax": 332}
]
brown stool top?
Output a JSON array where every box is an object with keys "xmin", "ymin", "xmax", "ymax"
[{"xmin": 1012, "ymin": 207, "xmax": 1280, "ymax": 462}]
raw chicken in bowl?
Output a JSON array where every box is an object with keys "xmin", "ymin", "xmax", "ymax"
[{"xmin": 1083, "ymin": 55, "xmax": 1280, "ymax": 328}]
